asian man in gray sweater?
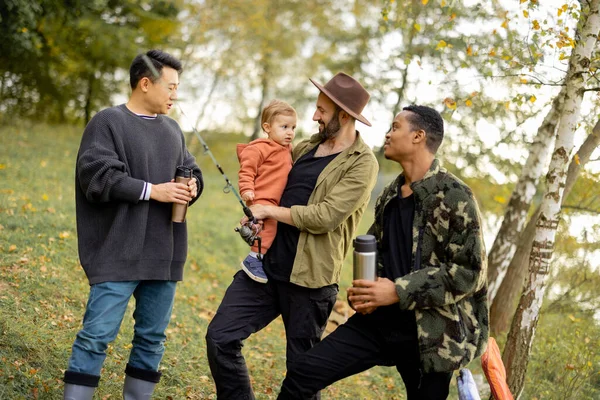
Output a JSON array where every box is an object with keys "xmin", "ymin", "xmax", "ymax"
[{"xmin": 63, "ymin": 49, "xmax": 203, "ymax": 400}]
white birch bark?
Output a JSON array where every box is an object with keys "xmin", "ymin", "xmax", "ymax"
[
  {"xmin": 487, "ymin": 89, "xmax": 564, "ymax": 302},
  {"xmin": 502, "ymin": 2, "xmax": 600, "ymax": 397},
  {"xmin": 490, "ymin": 119, "xmax": 600, "ymax": 335}
]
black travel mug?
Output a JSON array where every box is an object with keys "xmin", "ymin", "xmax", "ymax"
[
  {"xmin": 353, "ymin": 235, "xmax": 377, "ymax": 281},
  {"xmin": 171, "ymin": 166, "xmax": 192, "ymax": 223}
]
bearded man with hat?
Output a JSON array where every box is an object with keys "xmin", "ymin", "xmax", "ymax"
[{"xmin": 205, "ymin": 72, "xmax": 378, "ymax": 399}]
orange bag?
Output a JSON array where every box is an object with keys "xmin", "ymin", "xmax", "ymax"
[{"xmin": 481, "ymin": 337, "xmax": 514, "ymax": 400}]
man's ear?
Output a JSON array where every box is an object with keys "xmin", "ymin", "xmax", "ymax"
[
  {"xmin": 339, "ymin": 110, "xmax": 350, "ymax": 125},
  {"xmin": 139, "ymin": 77, "xmax": 151, "ymax": 93},
  {"xmin": 413, "ymin": 129, "xmax": 427, "ymax": 144}
]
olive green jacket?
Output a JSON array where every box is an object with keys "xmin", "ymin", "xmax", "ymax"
[
  {"xmin": 289, "ymin": 132, "xmax": 378, "ymax": 288},
  {"xmin": 369, "ymin": 159, "xmax": 488, "ymax": 372}
]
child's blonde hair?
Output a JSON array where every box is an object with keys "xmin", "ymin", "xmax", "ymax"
[{"xmin": 261, "ymin": 99, "xmax": 297, "ymax": 132}]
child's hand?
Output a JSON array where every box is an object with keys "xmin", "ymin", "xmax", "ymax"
[{"xmin": 242, "ymin": 191, "xmax": 255, "ymax": 203}]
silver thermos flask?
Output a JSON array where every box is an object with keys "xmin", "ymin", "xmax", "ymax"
[{"xmin": 353, "ymin": 234, "xmax": 377, "ymax": 281}]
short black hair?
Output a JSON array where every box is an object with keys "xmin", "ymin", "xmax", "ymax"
[
  {"xmin": 402, "ymin": 105, "xmax": 444, "ymax": 154},
  {"xmin": 129, "ymin": 49, "xmax": 183, "ymax": 89}
]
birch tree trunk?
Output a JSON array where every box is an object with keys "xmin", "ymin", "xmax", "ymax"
[
  {"xmin": 490, "ymin": 117, "xmax": 600, "ymax": 335},
  {"xmin": 487, "ymin": 89, "xmax": 564, "ymax": 302},
  {"xmin": 502, "ymin": 2, "xmax": 600, "ymax": 397}
]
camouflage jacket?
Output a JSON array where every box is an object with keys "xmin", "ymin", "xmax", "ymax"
[{"xmin": 369, "ymin": 159, "xmax": 488, "ymax": 373}]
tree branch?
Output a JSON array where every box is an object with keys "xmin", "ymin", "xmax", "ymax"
[
  {"xmin": 486, "ymin": 73, "xmax": 565, "ymax": 86},
  {"xmin": 562, "ymin": 204, "xmax": 600, "ymax": 213}
]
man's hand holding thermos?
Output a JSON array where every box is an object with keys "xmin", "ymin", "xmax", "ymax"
[
  {"xmin": 147, "ymin": 166, "xmax": 196, "ymax": 222},
  {"xmin": 348, "ymin": 234, "xmax": 399, "ymax": 314}
]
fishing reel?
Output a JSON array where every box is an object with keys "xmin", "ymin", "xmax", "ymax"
[
  {"xmin": 235, "ymin": 221, "xmax": 261, "ymax": 246},
  {"xmin": 234, "ymin": 207, "xmax": 263, "ymax": 258}
]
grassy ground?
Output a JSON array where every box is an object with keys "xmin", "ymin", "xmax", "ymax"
[
  {"xmin": 1, "ymin": 122, "xmax": 598, "ymax": 399},
  {"xmin": 0, "ymin": 122, "xmax": 416, "ymax": 399}
]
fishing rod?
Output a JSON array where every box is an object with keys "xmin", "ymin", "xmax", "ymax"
[{"xmin": 141, "ymin": 54, "xmax": 262, "ymax": 253}]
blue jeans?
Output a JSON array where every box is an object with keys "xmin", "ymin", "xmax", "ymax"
[{"xmin": 67, "ymin": 281, "xmax": 177, "ymax": 377}]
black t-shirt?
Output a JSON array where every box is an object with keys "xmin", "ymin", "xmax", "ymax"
[
  {"xmin": 367, "ymin": 187, "xmax": 417, "ymax": 343},
  {"xmin": 381, "ymin": 193, "xmax": 415, "ymax": 279},
  {"xmin": 263, "ymin": 145, "xmax": 340, "ymax": 282}
]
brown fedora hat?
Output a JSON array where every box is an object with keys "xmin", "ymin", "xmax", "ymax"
[{"xmin": 310, "ymin": 72, "xmax": 372, "ymax": 127}]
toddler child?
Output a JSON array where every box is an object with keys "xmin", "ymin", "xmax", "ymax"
[{"xmin": 237, "ymin": 99, "xmax": 296, "ymax": 282}]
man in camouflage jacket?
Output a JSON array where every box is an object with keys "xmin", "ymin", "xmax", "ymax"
[
  {"xmin": 368, "ymin": 157, "xmax": 488, "ymax": 372},
  {"xmin": 278, "ymin": 105, "xmax": 488, "ymax": 400}
]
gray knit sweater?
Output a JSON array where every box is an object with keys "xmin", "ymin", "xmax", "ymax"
[{"xmin": 75, "ymin": 104, "xmax": 203, "ymax": 284}]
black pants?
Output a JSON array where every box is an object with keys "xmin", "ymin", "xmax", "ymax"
[
  {"xmin": 278, "ymin": 308, "xmax": 453, "ymax": 400},
  {"xmin": 205, "ymin": 270, "xmax": 338, "ymax": 400}
]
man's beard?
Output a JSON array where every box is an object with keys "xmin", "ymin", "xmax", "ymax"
[{"xmin": 318, "ymin": 109, "xmax": 341, "ymax": 141}]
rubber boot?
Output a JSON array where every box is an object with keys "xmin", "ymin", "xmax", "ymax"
[
  {"xmin": 64, "ymin": 383, "xmax": 95, "ymax": 400},
  {"xmin": 123, "ymin": 375, "xmax": 157, "ymax": 400}
]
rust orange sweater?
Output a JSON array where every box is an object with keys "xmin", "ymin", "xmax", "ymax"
[{"xmin": 237, "ymin": 138, "xmax": 292, "ymax": 252}]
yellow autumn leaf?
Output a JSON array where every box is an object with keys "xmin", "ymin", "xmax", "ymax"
[
  {"xmin": 574, "ymin": 154, "xmax": 580, "ymax": 165},
  {"xmin": 494, "ymin": 196, "xmax": 507, "ymax": 204},
  {"xmin": 559, "ymin": 53, "xmax": 568, "ymax": 60},
  {"xmin": 436, "ymin": 40, "xmax": 447, "ymax": 50},
  {"xmin": 42, "ymin": 194, "xmax": 49, "ymax": 201},
  {"xmin": 466, "ymin": 45, "xmax": 473, "ymax": 56},
  {"xmin": 59, "ymin": 231, "xmax": 70, "ymax": 239},
  {"xmin": 558, "ymin": 4, "xmax": 568, "ymax": 17},
  {"xmin": 523, "ymin": 10, "xmax": 529, "ymax": 18},
  {"xmin": 0, "ymin": 164, "xmax": 5, "ymax": 170},
  {"xmin": 414, "ymin": 23, "xmax": 421, "ymax": 32},
  {"xmin": 422, "ymin": 0, "xmax": 429, "ymax": 4},
  {"xmin": 40, "ymin": 160, "xmax": 47, "ymax": 167},
  {"xmin": 443, "ymin": 98, "xmax": 457, "ymax": 110},
  {"xmin": 441, "ymin": 0, "xmax": 446, "ymax": 6},
  {"xmin": 465, "ymin": 99, "xmax": 473, "ymax": 107},
  {"xmin": 532, "ymin": 20, "xmax": 540, "ymax": 30},
  {"xmin": 501, "ymin": 19, "xmax": 508, "ymax": 29},
  {"xmin": 520, "ymin": 77, "xmax": 528, "ymax": 84},
  {"xmin": 520, "ymin": 0, "xmax": 527, "ymax": 3},
  {"xmin": 9, "ymin": 244, "xmax": 17, "ymax": 252},
  {"xmin": 489, "ymin": 48, "xmax": 496, "ymax": 56},
  {"xmin": 530, "ymin": 95, "xmax": 537, "ymax": 103}
]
